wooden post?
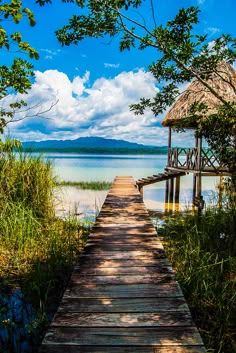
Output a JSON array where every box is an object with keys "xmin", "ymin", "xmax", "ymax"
[
  {"xmin": 192, "ymin": 132, "xmax": 198, "ymax": 205},
  {"xmin": 192, "ymin": 173, "xmax": 197, "ymax": 209},
  {"xmin": 169, "ymin": 178, "xmax": 174, "ymax": 213},
  {"xmin": 167, "ymin": 127, "xmax": 172, "ymax": 167},
  {"xmin": 165, "ymin": 179, "xmax": 169, "ymax": 214},
  {"xmin": 174, "ymin": 176, "xmax": 180, "ymax": 212},
  {"xmin": 139, "ymin": 186, "xmax": 143, "ymax": 198},
  {"xmin": 197, "ymin": 136, "xmax": 202, "ymax": 198},
  {"xmin": 218, "ymin": 175, "xmax": 223, "ymax": 208}
]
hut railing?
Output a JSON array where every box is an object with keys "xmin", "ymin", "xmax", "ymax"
[{"xmin": 167, "ymin": 148, "xmax": 228, "ymax": 172}]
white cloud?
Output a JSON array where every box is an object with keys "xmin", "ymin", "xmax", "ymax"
[
  {"xmin": 104, "ymin": 63, "xmax": 120, "ymax": 69},
  {"xmin": 40, "ymin": 48, "xmax": 61, "ymax": 60},
  {"xmin": 207, "ymin": 27, "xmax": 220, "ymax": 37},
  {"xmin": 8, "ymin": 68, "xmax": 191, "ymax": 146},
  {"xmin": 197, "ymin": 0, "xmax": 206, "ymax": 4}
]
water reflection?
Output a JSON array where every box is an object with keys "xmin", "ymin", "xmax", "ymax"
[{"xmin": 0, "ymin": 288, "xmax": 35, "ymax": 353}]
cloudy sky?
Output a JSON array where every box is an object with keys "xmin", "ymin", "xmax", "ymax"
[{"xmin": 2, "ymin": 0, "xmax": 236, "ymax": 146}]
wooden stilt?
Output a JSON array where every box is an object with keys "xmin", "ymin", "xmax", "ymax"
[
  {"xmin": 197, "ymin": 172, "xmax": 202, "ymax": 198},
  {"xmin": 218, "ymin": 175, "xmax": 223, "ymax": 208},
  {"xmin": 165, "ymin": 180, "xmax": 169, "ymax": 214},
  {"xmin": 139, "ymin": 186, "xmax": 143, "ymax": 198},
  {"xmin": 192, "ymin": 173, "xmax": 197, "ymax": 212},
  {"xmin": 169, "ymin": 178, "xmax": 174, "ymax": 213},
  {"xmin": 174, "ymin": 176, "xmax": 180, "ymax": 212}
]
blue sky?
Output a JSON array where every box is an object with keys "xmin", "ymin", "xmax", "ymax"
[{"xmin": 2, "ymin": 0, "xmax": 236, "ymax": 146}]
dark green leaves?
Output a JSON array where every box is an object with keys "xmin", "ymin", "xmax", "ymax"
[{"xmin": 0, "ymin": 1, "xmax": 40, "ymax": 133}]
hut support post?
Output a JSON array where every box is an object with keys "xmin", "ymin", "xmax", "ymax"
[
  {"xmin": 167, "ymin": 127, "xmax": 172, "ymax": 167},
  {"xmin": 169, "ymin": 178, "xmax": 174, "ymax": 213},
  {"xmin": 174, "ymin": 176, "xmax": 180, "ymax": 212},
  {"xmin": 165, "ymin": 180, "xmax": 169, "ymax": 214},
  {"xmin": 192, "ymin": 173, "xmax": 197, "ymax": 209},
  {"xmin": 139, "ymin": 186, "xmax": 143, "ymax": 198},
  {"xmin": 218, "ymin": 175, "xmax": 223, "ymax": 208},
  {"xmin": 197, "ymin": 136, "xmax": 202, "ymax": 198}
]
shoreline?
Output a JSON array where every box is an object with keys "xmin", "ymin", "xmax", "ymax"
[{"xmin": 54, "ymin": 185, "xmax": 193, "ymax": 219}]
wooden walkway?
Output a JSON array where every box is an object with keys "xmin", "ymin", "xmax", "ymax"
[
  {"xmin": 136, "ymin": 170, "xmax": 185, "ymax": 190},
  {"xmin": 40, "ymin": 176, "xmax": 206, "ymax": 353}
]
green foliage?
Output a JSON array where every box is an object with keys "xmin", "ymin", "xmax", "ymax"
[
  {"xmin": 159, "ymin": 208, "xmax": 236, "ymax": 352},
  {"xmin": 0, "ymin": 137, "xmax": 21, "ymax": 151},
  {"xmin": 0, "ymin": 151, "xmax": 56, "ymax": 220},
  {"xmin": 0, "ymin": 0, "xmax": 39, "ymax": 133},
  {"xmin": 0, "ymin": 151, "xmax": 91, "ymax": 351},
  {"xmin": 196, "ymin": 106, "xmax": 236, "ymax": 174}
]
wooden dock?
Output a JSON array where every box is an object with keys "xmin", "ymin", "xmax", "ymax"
[{"xmin": 40, "ymin": 176, "xmax": 206, "ymax": 353}]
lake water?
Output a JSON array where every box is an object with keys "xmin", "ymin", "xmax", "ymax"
[{"xmin": 42, "ymin": 153, "xmax": 222, "ymax": 217}]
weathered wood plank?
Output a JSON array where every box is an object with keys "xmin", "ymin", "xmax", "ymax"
[
  {"xmin": 70, "ymin": 273, "xmax": 175, "ymax": 285},
  {"xmin": 40, "ymin": 345, "xmax": 206, "ymax": 353},
  {"xmin": 59, "ymin": 297, "xmax": 188, "ymax": 313},
  {"xmin": 42, "ymin": 327, "xmax": 204, "ymax": 346},
  {"xmin": 64, "ymin": 283, "xmax": 183, "ymax": 298},
  {"xmin": 83, "ymin": 243, "xmax": 164, "ymax": 252},
  {"xmin": 79, "ymin": 250, "xmax": 166, "ymax": 260},
  {"xmin": 51, "ymin": 311, "xmax": 194, "ymax": 327},
  {"xmin": 74, "ymin": 264, "xmax": 172, "ymax": 275},
  {"xmin": 87, "ymin": 236, "xmax": 159, "ymax": 243},
  {"xmin": 76, "ymin": 258, "xmax": 171, "ymax": 268}
]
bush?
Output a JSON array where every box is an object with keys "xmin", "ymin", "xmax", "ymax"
[{"xmin": 159, "ymin": 207, "xmax": 236, "ymax": 352}]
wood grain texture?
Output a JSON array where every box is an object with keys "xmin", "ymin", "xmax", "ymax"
[
  {"xmin": 64, "ymin": 283, "xmax": 183, "ymax": 298},
  {"xmin": 43, "ymin": 327, "xmax": 204, "ymax": 346},
  {"xmin": 58, "ymin": 297, "xmax": 189, "ymax": 313},
  {"xmin": 39, "ymin": 346, "xmax": 206, "ymax": 353},
  {"xmin": 39, "ymin": 176, "xmax": 206, "ymax": 352}
]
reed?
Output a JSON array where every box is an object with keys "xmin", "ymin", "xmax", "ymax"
[
  {"xmin": 158, "ymin": 207, "xmax": 236, "ymax": 352},
  {"xmin": 57, "ymin": 180, "xmax": 112, "ymax": 190},
  {"xmin": 0, "ymin": 151, "xmax": 91, "ymax": 352}
]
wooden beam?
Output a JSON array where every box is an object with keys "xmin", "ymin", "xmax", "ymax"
[
  {"xmin": 174, "ymin": 176, "xmax": 180, "ymax": 212},
  {"xmin": 167, "ymin": 127, "xmax": 172, "ymax": 167}
]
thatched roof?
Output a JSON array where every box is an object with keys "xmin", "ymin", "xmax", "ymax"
[{"xmin": 162, "ymin": 61, "xmax": 236, "ymax": 127}]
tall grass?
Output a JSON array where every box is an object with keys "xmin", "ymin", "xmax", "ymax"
[
  {"xmin": 0, "ymin": 152, "xmax": 55, "ymax": 220},
  {"xmin": 0, "ymin": 151, "xmax": 91, "ymax": 352},
  {"xmin": 158, "ymin": 206, "xmax": 236, "ymax": 352},
  {"xmin": 57, "ymin": 180, "xmax": 112, "ymax": 190}
]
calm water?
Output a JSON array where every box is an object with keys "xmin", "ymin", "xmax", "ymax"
[
  {"xmin": 44, "ymin": 153, "xmax": 168, "ymax": 182},
  {"xmin": 42, "ymin": 153, "xmax": 221, "ymax": 212}
]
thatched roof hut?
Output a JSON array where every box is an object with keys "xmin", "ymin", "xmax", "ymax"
[{"xmin": 162, "ymin": 61, "xmax": 236, "ymax": 127}]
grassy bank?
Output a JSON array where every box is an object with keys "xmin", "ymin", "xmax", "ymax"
[
  {"xmin": 57, "ymin": 180, "xmax": 112, "ymax": 190},
  {"xmin": 0, "ymin": 151, "xmax": 91, "ymax": 352},
  {"xmin": 158, "ymin": 207, "xmax": 236, "ymax": 352}
]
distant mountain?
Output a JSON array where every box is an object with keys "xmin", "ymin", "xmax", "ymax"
[{"xmin": 22, "ymin": 136, "xmax": 168, "ymax": 154}]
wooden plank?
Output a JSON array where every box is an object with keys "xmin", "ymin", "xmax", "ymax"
[
  {"xmin": 70, "ymin": 273, "xmax": 175, "ymax": 285},
  {"xmin": 76, "ymin": 258, "xmax": 171, "ymax": 268},
  {"xmin": 86, "ymin": 237, "xmax": 159, "ymax": 244},
  {"xmin": 89, "ymin": 229, "xmax": 158, "ymax": 237},
  {"xmin": 51, "ymin": 311, "xmax": 194, "ymax": 327},
  {"xmin": 64, "ymin": 283, "xmax": 183, "ymax": 298},
  {"xmin": 79, "ymin": 250, "xmax": 166, "ymax": 260},
  {"xmin": 74, "ymin": 264, "xmax": 172, "ymax": 275},
  {"xmin": 42, "ymin": 327, "xmax": 204, "ymax": 346},
  {"xmin": 83, "ymin": 243, "xmax": 164, "ymax": 251},
  {"xmin": 40, "ymin": 345, "xmax": 206, "ymax": 353},
  {"xmin": 59, "ymin": 297, "xmax": 189, "ymax": 313}
]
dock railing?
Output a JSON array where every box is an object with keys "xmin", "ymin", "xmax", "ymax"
[{"xmin": 167, "ymin": 147, "xmax": 229, "ymax": 173}]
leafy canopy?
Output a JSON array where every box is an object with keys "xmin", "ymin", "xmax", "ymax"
[{"xmin": 0, "ymin": 0, "xmax": 39, "ymax": 134}]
